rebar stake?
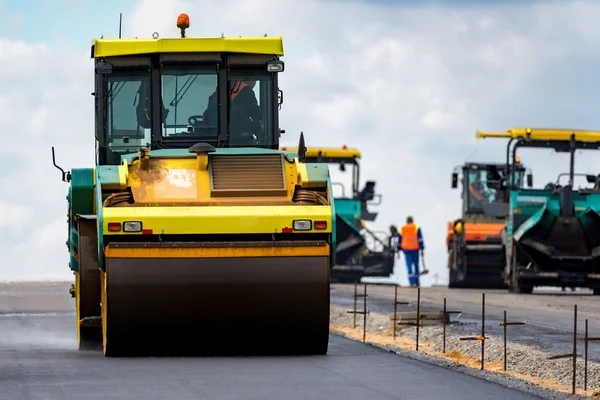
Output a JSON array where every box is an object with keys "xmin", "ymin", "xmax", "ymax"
[
  {"xmin": 481, "ymin": 293, "xmax": 485, "ymax": 370},
  {"xmin": 573, "ymin": 304, "xmax": 577, "ymax": 395},
  {"xmin": 393, "ymin": 285, "xmax": 409, "ymax": 341},
  {"xmin": 443, "ymin": 298, "xmax": 446, "ymax": 353},
  {"xmin": 459, "ymin": 293, "xmax": 486, "ymax": 370},
  {"xmin": 499, "ymin": 311, "xmax": 525, "ymax": 372},
  {"xmin": 353, "ymin": 282, "xmax": 358, "ymax": 328},
  {"xmin": 440, "ymin": 298, "xmax": 461, "ymax": 355},
  {"xmin": 579, "ymin": 318, "xmax": 600, "ymax": 392},
  {"xmin": 547, "ymin": 305, "xmax": 581, "ymax": 395},
  {"xmin": 416, "ymin": 287, "xmax": 421, "ymax": 351},
  {"xmin": 346, "ymin": 283, "xmax": 369, "ymax": 342},
  {"xmin": 363, "ymin": 283, "xmax": 367, "ymax": 342},
  {"xmin": 585, "ymin": 319, "xmax": 588, "ymax": 392}
]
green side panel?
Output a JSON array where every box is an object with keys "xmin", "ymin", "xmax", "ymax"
[
  {"xmin": 581, "ymin": 207, "xmax": 600, "ymax": 230},
  {"xmin": 96, "ymin": 165, "xmax": 121, "ymax": 188},
  {"xmin": 96, "ymin": 170, "xmax": 106, "ymax": 271},
  {"xmin": 304, "ymin": 163, "xmax": 330, "ymax": 183},
  {"xmin": 510, "ymin": 189, "xmax": 600, "ymax": 242},
  {"xmin": 334, "ymin": 198, "xmax": 361, "ymax": 223},
  {"xmin": 328, "ymin": 179, "xmax": 336, "ymax": 268},
  {"xmin": 67, "ymin": 168, "xmax": 95, "ymax": 272},
  {"xmin": 513, "ymin": 205, "xmax": 547, "ymax": 241}
]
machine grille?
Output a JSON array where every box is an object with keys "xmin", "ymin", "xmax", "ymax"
[{"xmin": 210, "ymin": 154, "xmax": 287, "ymax": 196}]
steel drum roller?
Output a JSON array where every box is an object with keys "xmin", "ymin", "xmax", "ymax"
[{"xmin": 101, "ymin": 241, "xmax": 331, "ymax": 357}]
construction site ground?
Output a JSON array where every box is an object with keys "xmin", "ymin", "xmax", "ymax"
[
  {"xmin": 330, "ymin": 283, "xmax": 600, "ymax": 398},
  {"xmin": 0, "ymin": 281, "xmax": 594, "ymax": 399}
]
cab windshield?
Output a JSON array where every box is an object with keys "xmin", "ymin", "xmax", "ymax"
[
  {"xmin": 159, "ymin": 67, "xmax": 275, "ymax": 147},
  {"xmin": 465, "ymin": 166, "xmax": 524, "ymax": 212},
  {"xmin": 228, "ymin": 72, "xmax": 274, "ymax": 147},
  {"xmin": 161, "ymin": 66, "xmax": 219, "ymax": 139},
  {"xmin": 103, "ymin": 72, "xmax": 152, "ymax": 165}
]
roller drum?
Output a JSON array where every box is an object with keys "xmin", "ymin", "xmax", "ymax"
[{"xmin": 102, "ymin": 244, "xmax": 331, "ymax": 357}]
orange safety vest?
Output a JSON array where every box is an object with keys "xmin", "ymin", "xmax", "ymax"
[
  {"xmin": 400, "ymin": 223, "xmax": 420, "ymax": 251},
  {"xmin": 468, "ymin": 182, "xmax": 484, "ymax": 201},
  {"xmin": 230, "ymin": 81, "xmax": 250, "ymax": 101}
]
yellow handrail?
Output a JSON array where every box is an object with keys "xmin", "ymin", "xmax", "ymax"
[{"xmin": 476, "ymin": 127, "xmax": 600, "ymax": 142}]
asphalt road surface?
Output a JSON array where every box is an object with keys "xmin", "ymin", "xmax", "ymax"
[
  {"xmin": 0, "ymin": 282, "xmax": 539, "ymax": 400},
  {"xmin": 331, "ymin": 283, "xmax": 600, "ymax": 361}
]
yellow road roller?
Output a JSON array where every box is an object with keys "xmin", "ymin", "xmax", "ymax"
[{"xmin": 54, "ymin": 14, "xmax": 336, "ymax": 357}]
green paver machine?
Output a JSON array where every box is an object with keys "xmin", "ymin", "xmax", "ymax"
[{"xmin": 477, "ymin": 128, "xmax": 600, "ymax": 294}]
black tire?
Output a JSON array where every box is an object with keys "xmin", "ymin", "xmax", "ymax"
[
  {"xmin": 448, "ymin": 268, "xmax": 462, "ymax": 288},
  {"xmin": 508, "ymin": 252, "xmax": 533, "ymax": 294}
]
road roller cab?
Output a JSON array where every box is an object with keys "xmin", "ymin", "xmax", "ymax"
[
  {"xmin": 55, "ymin": 14, "xmax": 336, "ymax": 356},
  {"xmin": 447, "ymin": 160, "xmax": 531, "ymax": 289}
]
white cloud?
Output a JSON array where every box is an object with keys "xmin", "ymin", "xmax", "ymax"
[
  {"xmin": 3, "ymin": 0, "xmax": 600, "ymax": 286},
  {"xmin": 0, "ymin": 37, "xmax": 93, "ymax": 282}
]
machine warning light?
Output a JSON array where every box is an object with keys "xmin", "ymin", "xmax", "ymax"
[{"xmin": 177, "ymin": 13, "xmax": 190, "ymax": 37}]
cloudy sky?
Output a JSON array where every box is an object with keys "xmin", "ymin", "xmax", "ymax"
[{"xmin": 2, "ymin": 0, "xmax": 600, "ymax": 285}]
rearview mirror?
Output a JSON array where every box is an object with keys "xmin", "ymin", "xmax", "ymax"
[
  {"xmin": 339, "ymin": 162, "xmax": 346, "ymax": 172},
  {"xmin": 527, "ymin": 173, "xmax": 533, "ymax": 188},
  {"xmin": 451, "ymin": 172, "xmax": 458, "ymax": 188},
  {"xmin": 586, "ymin": 174, "xmax": 597, "ymax": 184}
]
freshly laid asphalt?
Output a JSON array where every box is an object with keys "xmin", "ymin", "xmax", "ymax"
[{"xmin": 0, "ymin": 282, "xmax": 540, "ymax": 400}]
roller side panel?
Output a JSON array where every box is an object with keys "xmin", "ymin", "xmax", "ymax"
[
  {"xmin": 67, "ymin": 168, "xmax": 95, "ymax": 273},
  {"xmin": 76, "ymin": 216, "xmax": 102, "ymax": 350}
]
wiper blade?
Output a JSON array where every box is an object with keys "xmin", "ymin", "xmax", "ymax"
[{"xmin": 168, "ymin": 75, "xmax": 198, "ymax": 107}]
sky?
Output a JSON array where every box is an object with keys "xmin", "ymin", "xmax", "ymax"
[{"xmin": 2, "ymin": 0, "xmax": 600, "ymax": 285}]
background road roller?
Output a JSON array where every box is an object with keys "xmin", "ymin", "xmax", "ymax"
[
  {"xmin": 477, "ymin": 128, "xmax": 600, "ymax": 294},
  {"xmin": 279, "ymin": 145, "xmax": 396, "ymax": 283},
  {"xmin": 53, "ymin": 14, "xmax": 336, "ymax": 357},
  {"xmin": 447, "ymin": 160, "xmax": 532, "ymax": 288}
]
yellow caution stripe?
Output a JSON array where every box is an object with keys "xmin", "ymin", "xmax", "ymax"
[
  {"xmin": 102, "ymin": 205, "xmax": 332, "ymax": 235},
  {"xmin": 105, "ymin": 241, "xmax": 330, "ymax": 258}
]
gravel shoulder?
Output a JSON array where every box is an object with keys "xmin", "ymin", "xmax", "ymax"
[{"xmin": 329, "ymin": 303, "xmax": 600, "ymax": 399}]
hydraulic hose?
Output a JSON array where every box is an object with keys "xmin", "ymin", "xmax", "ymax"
[
  {"xmin": 103, "ymin": 192, "xmax": 133, "ymax": 207},
  {"xmin": 292, "ymin": 189, "xmax": 329, "ymax": 205}
]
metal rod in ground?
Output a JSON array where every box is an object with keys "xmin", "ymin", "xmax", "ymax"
[
  {"xmin": 394, "ymin": 286, "xmax": 397, "ymax": 339},
  {"xmin": 503, "ymin": 310, "xmax": 507, "ymax": 371},
  {"xmin": 573, "ymin": 304, "xmax": 577, "ymax": 395},
  {"xmin": 363, "ymin": 283, "xmax": 367, "ymax": 343},
  {"xmin": 353, "ymin": 282, "xmax": 358, "ymax": 328},
  {"xmin": 440, "ymin": 300, "xmax": 461, "ymax": 355},
  {"xmin": 416, "ymin": 287, "xmax": 422, "ymax": 350},
  {"xmin": 578, "ymin": 318, "xmax": 600, "ymax": 392},
  {"xmin": 346, "ymin": 284, "xmax": 368, "ymax": 341},
  {"xmin": 481, "ymin": 293, "xmax": 485, "ymax": 370},
  {"xmin": 392, "ymin": 285, "xmax": 409, "ymax": 341},
  {"xmin": 585, "ymin": 318, "xmax": 588, "ymax": 392},
  {"xmin": 443, "ymin": 298, "xmax": 447, "ymax": 353},
  {"xmin": 499, "ymin": 311, "xmax": 526, "ymax": 372}
]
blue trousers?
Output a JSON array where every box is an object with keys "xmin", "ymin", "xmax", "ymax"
[{"xmin": 403, "ymin": 250, "xmax": 420, "ymax": 286}]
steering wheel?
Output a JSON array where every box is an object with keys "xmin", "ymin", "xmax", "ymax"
[{"xmin": 188, "ymin": 115, "xmax": 204, "ymax": 127}]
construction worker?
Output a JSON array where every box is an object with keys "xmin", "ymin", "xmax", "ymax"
[
  {"xmin": 468, "ymin": 173, "xmax": 486, "ymax": 209},
  {"xmin": 202, "ymin": 80, "xmax": 263, "ymax": 141},
  {"xmin": 397, "ymin": 216, "xmax": 425, "ymax": 287}
]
